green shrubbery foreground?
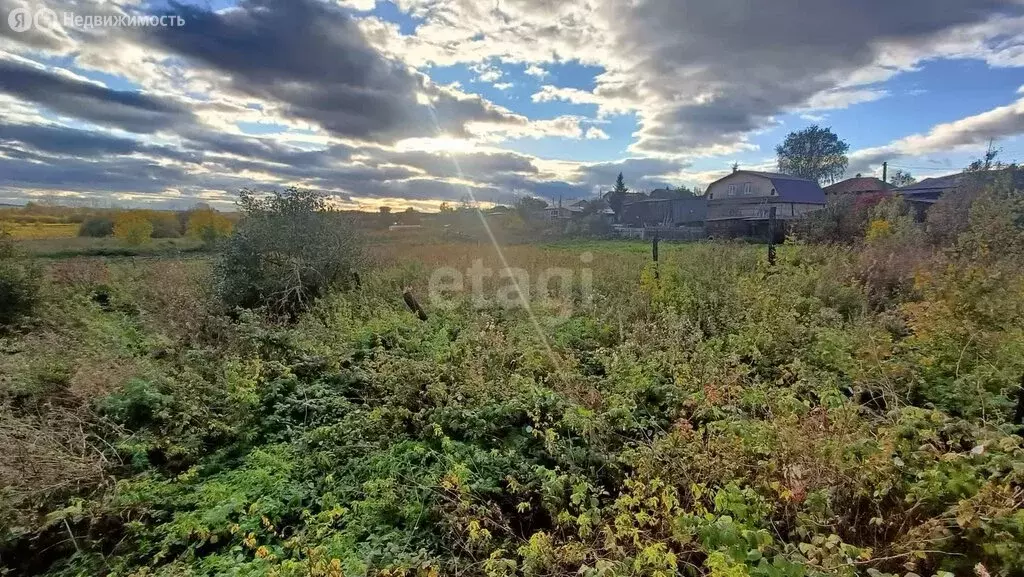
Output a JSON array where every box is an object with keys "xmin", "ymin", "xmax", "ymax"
[
  {"xmin": 0, "ymin": 232, "xmax": 41, "ymax": 329},
  {"xmin": 1, "ymin": 186, "xmax": 1023, "ymax": 577}
]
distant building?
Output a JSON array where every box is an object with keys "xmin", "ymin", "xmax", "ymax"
[
  {"xmin": 486, "ymin": 205, "xmax": 512, "ymax": 215},
  {"xmin": 620, "ymin": 196, "xmax": 707, "ymax": 228},
  {"xmin": 894, "ymin": 168, "xmax": 1024, "ymax": 218},
  {"xmin": 705, "ymin": 170, "xmax": 826, "ymax": 238},
  {"xmin": 543, "ymin": 206, "xmax": 573, "ymax": 220},
  {"xmin": 824, "ymin": 176, "xmax": 890, "ymax": 197}
]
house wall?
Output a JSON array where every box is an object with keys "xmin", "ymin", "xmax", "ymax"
[
  {"xmin": 706, "ymin": 173, "xmax": 776, "ymax": 200},
  {"xmin": 707, "ymin": 201, "xmax": 821, "ymax": 221}
]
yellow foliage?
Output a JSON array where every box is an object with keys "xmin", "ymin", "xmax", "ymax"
[
  {"xmin": 141, "ymin": 210, "xmax": 182, "ymax": 238},
  {"xmin": 0, "ymin": 222, "xmax": 79, "ymax": 239},
  {"xmin": 113, "ymin": 211, "xmax": 154, "ymax": 246},
  {"xmin": 866, "ymin": 218, "xmax": 893, "ymax": 241},
  {"xmin": 186, "ymin": 209, "xmax": 233, "ymax": 242}
]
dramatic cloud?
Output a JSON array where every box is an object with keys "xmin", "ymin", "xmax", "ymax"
[
  {"xmin": 1, "ymin": 0, "xmax": 1024, "ymax": 207},
  {"xmin": 849, "ymin": 95, "xmax": 1024, "ymax": 174},
  {"xmin": 144, "ymin": 0, "xmax": 519, "ymax": 143},
  {"xmin": 369, "ymin": 0, "xmax": 1024, "ymax": 155},
  {"xmin": 0, "ymin": 58, "xmax": 194, "ymax": 133},
  {"xmin": 608, "ymin": 0, "xmax": 1024, "ymax": 155}
]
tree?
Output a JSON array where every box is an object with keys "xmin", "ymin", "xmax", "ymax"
[
  {"xmin": 147, "ymin": 211, "xmax": 183, "ymax": 238},
  {"xmin": 515, "ymin": 196, "xmax": 548, "ymax": 221},
  {"xmin": 965, "ymin": 140, "xmax": 1002, "ymax": 173},
  {"xmin": 186, "ymin": 208, "xmax": 233, "ymax": 244},
  {"xmin": 604, "ymin": 173, "xmax": 630, "ymax": 221},
  {"xmin": 889, "ymin": 169, "xmax": 916, "ymax": 188},
  {"xmin": 78, "ymin": 216, "xmax": 114, "ymax": 237},
  {"xmin": 216, "ymin": 188, "xmax": 363, "ymax": 319},
  {"xmin": 113, "ymin": 211, "xmax": 153, "ymax": 246},
  {"xmin": 379, "ymin": 206, "xmax": 392, "ymax": 215},
  {"xmin": 775, "ymin": 125, "xmax": 849, "ymax": 184},
  {"xmin": 613, "ymin": 172, "xmax": 628, "ymax": 195}
]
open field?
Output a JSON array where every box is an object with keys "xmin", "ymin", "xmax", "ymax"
[
  {"xmin": 13, "ymin": 235, "xmax": 206, "ymax": 258},
  {"xmin": 0, "ymin": 222, "xmax": 80, "ymax": 240},
  {"xmin": 2, "ymin": 223, "xmax": 1023, "ymax": 577}
]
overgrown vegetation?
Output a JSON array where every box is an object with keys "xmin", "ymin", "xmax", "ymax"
[
  {"xmin": 0, "ymin": 231, "xmax": 41, "ymax": 329},
  {"xmin": 77, "ymin": 216, "xmax": 115, "ymax": 238},
  {"xmin": 1, "ymin": 182, "xmax": 1023, "ymax": 577},
  {"xmin": 216, "ymin": 187, "xmax": 364, "ymax": 318}
]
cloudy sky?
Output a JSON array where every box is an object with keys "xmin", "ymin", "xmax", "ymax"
[{"xmin": 2, "ymin": 0, "xmax": 1024, "ymax": 210}]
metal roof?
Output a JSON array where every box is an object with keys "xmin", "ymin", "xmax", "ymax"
[
  {"xmin": 767, "ymin": 177, "xmax": 826, "ymax": 204},
  {"xmin": 824, "ymin": 177, "xmax": 890, "ymax": 195},
  {"xmin": 707, "ymin": 170, "xmax": 826, "ymax": 204}
]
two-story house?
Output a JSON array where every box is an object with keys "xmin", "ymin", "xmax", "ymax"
[{"xmin": 705, "ymin": 170, "xmax": 826, "ymax": 237}]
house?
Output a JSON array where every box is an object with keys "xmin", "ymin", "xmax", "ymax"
[
  {"xmin": 620, "ymin": 196, "xmax": 707, "ymax": 228},
  {"xmin": 893, "ymin": 173, "xmax": 961, "ymax": 218},
  {"xmin": 824, "ymin": 176, "xmax": 890, "ymax": 197},
  {"xmin": 671, "ymin": 196, "xmax": 708, "ymax": 227},
  {"xmin": 568, "ymin": 198, "xmax": 617, "ymax": 223},
  {"xmin": 621, "ymin": 198, "xmax": 672, "ymax": 227},
  {"xmin": 543, "ymin": 206, "xmax": 573, "ymax": 220},
  {"xmin": 705, "ymin": 170, "xmax": 826, "ymax": 238},
  {"xmin": 486, "ymin": 205, "xmax": 513, "ymax": 215},
  {"xmin": 895, "ymin": 168, "xmax": 1024, "ymax": 218}
]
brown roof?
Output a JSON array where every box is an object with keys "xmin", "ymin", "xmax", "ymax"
[{"xmin": 824, "ymin": 177, "xmax": 890, "ymax": 195}]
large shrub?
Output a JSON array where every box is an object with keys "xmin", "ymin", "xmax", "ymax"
[
  {"xmin": 77, "ymin": 216, "xmax": 114, "ymax": 237},
  {"xmin": 216, "ymin": 187, "xmax": 363, "ymax": 318},
  {"xmin": 113, "ymin": 211, "xmax": 154, "ymax": 246},
  {"xmin": 147, "ymin": 211, "xmax": 183, "ymax": 238},
  {"xmin": 0, "ymin": 232, "xmax": 41, "ymax": 328},
  {"xmin": 793, "ymin": 193, "xmax": 886, "ymax": 243},
  {"xmin": 186, "ymin": 208, "xmax": 233, "ymax": 244}
]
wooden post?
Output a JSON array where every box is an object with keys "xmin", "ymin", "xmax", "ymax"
[
  {"xmin": 767, "ymin": 206, "xmax": 777, "ymax": 267},
  {"xmin": 1014, "ymin": 375, "xmax": 1024, "ymax": 428},
  {"xmin": 651, "ymin": 231, "xmax": 660, "ymax": 280},
  {"xmin": 402, "ymin": 286, "xmax": 428, "ymax": 321}
]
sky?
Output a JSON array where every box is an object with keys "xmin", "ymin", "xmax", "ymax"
[{"xmin": 1, "ymin": 0, "xmax": 1024, "ymax": 211}]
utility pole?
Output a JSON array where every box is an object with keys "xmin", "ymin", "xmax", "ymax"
[{"xmin": 882, "ymin": 162, "xmax": 888, "ymax": 185}]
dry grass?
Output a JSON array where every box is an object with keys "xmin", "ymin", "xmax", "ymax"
[
  {"xmin": 0, "ymin": 222, "xmax": 79, "ymax": 239},
  {"xmin": 0, "ymin": 409, "xmax": 113, "ymax": 509}
]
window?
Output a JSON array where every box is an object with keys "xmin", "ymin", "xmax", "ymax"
[
  {"xmin": 770, "ymin": 188, "xmax": 777, "ymax": 196},
  {"xmin": 727, "ymin": 184, "xmax": 736, "ymax": 197},
  {"xmin": 743, "ymin": 182, "xmax": 752, "ymax": 195}
]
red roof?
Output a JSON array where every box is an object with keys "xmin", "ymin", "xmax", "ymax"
[{"xmin": 823, "ymin": 177, "xmax": 890, "ymax": 195}]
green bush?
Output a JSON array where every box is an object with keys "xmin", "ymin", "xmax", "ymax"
[
  {"xmin": 793, "ymin": 193, "xmax": 888, "ymax": 244},
  {"xmin": 77, "ymin": 216, "xmax": 114, "ymax": 237},
  {"xmin": 148, "ymin": 212, "xmax": 183, "ymax": 238},
  {"xmin": 0, "ymin": 234, "xmax": 41, "ymax": 328},
  {"xmin": 6, "ymin": 233, "xmax": 1024, "ymax": 576},
  {"xmin": 216, "ymin": 187, "xmax": 364, "ymax": 318}
]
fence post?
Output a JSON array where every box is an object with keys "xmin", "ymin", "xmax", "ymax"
[
  {"xmin": 767, "ymin": 206, "xmax": 777, "ymax": 267},
  {"xmin": 1014, "ymin": 374, "xmax": 1024, "ymax": 428},
  {"xmin": 402, "ymin": 287, "xmax": 428, "ymax": 321},
  {"xmin": 652, "ymin": 231, "xmax": 660, "ymax": 280}
]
